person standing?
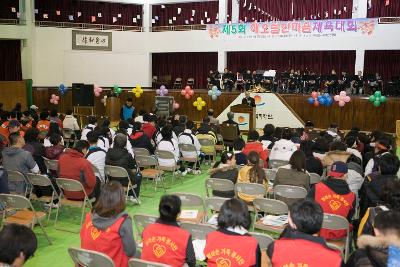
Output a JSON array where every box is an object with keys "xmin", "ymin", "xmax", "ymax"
[
  {"xmin": 120, "ymin": 98, "xmax": 135, "ymax": 121},
  {"xmin": 241, "ymin": 91, "xmax": 256, "ymax": 107}
]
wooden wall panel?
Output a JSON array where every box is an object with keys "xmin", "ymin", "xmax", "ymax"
[{"xmin": 0, "ymin": 81, "xmax": 27, "ymax": 111}]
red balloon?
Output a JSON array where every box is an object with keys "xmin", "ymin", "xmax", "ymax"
[
  {"xmin": 185, "ymin": 94, "xmax": 191, "ymax": 100},
  {"xmin": 185, "ymin": 86, "xmax": 191, "ymax": 91},
  {"xmin": 180, "ymin": 90, "xmax": 186, "ymax": 96},
  {"xmin": 314, "ymin": 100, "xmax": 319, "ymax": 107},
  {"xmin": 189, "ymin": 89, "xmax": 194, "ymax": 96},
  {"xmin": 311, "ymin": 91, "xmax": 318, "ymax": 99}
]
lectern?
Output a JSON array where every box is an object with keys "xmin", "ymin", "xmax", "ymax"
[
  {"xmin": 106, "ymin": 96, "xmax": 120, "ymax": 126},
  {"xmin": 230, "ymin": 104, "xmax": 257, "ymax": 132}
]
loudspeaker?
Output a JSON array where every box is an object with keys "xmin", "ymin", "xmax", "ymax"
[{"xmin": 72, "ymin": 83, "xmax": 94, "ymax": 106}]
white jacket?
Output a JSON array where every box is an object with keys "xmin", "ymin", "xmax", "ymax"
[
  {"xmin": 63, "ymin": 115, "xmax": 80, "ymax": 131},
  {"xmin": 157, "ymin": 139, "xmax": 179, "ymax": 167},
  {"xmin": 178, "ymin": 129, "xmax": 201, "ymax": 157},
  {"xmin": 269, "ymin": 139, "xmax": 297, "ymax": 161}
]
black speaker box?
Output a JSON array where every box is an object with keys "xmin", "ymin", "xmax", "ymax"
[{"xmin": 72, "ymin": 83, "xmax": 94, "ymax": 106}]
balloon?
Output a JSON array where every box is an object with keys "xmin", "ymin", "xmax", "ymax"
[
  {"xmin": 339, "ymin": 91, "xmax": 346, "ymax": 97},
  {"xmin": 160, "ymin": 85, "xmax": 166, "ymax": 90},
  {"xmin": 334, "ymin": 91, "xmax": 350, "ymax": 107},
  {"xmin": 189, "ymin": 89, "xmax": 194, "ymax": 96},
  {"xmin": 51, "ymin": 94, "xmax": 56, "ymax": 98},
  {"xmin": 374, "ymin": 91, "xmax": 382, "ymax": 98},
  {"xmin": 211, "ymin": 95, "xmax": 217, "ymax": 101},
  {"xmin": 50, "ymin": 99, "xmax": 54, "ymax": 104},
  {"xmin": 173, "ymin": 101, "xmax": 180, "ymax": 110},
  {"xmin": 50, "ymin": 94, "xmax": 60, "ymax": 105},
  {"xmin": 185, "ymin": 94, "xmax": 191, "ymax": 100},
  {"xmin": 369, "ymin": 91, "xmax": 386, "ymax": 107},
  {"xmin": 373, "ymin": 100, "xmax": 381, "ymax": 107},
  {"xmin": 157, "ymin": 85, "xmax": 168, "ymax": 96},
  {"xmin": 380, "ymin": 96, "xmax": 387, "ymax": 103},
  {"xmin": 58, "ymin": 84, "xmax": 68, "ymax": 95},
  {"xmin": 135, "ymin": 93, "xmax": 141, "ymax": 98},
  {"xmin": 113, "ymin": 84, "xmax": 122, "ymax": 95},
  {"xmin": 369, "ymin": 95, "xmax": 375, "ymax": 102},
  {"xmin": 181, "ymin": 86, "xmax": 194, "ymax": 100},
  {"xmin": 319, "ymin": 97, "xmax": 326, "ymax": 106},
  {"xmin": 55, "ymin": 96, "xmax": 60, "ymax": 101},
  {"xmin": 156, "ymin": 89, "xmax": 160, "ymax": 95},
  {"xmin": 344, "ymin": 96, "xmax": 350, "ymax": 102},
  {"xmin": 314, "ymin": 101, "xmax": 319, "ymax": 107},
  {"xmin": 193, "ymin": 97, "xmax": 206, "ymax": 110},
  {"xmin": 334, "ymin": 95, "xmax": 340, "ymax": 101},
  {"xmin": 95, "ymin": 91, "xmax": 100, "ymax": 97},
  {"xmin": 338, "ymin": 100, "xmax": 345, "ymax": 107},
  {"xmin": 132, "ymin": 85, "xmax": 143, "ymax": 98},
  {"xmin": 308, "ymin": 97, "xmax": 315, "ymax": 104},
  {"xmin": 311, "ymin": 91, "xmax": 318, "ymax": 99},
  {"xmin": 208, "ymin": 85, "xmax": 222, "ymax": 101},
  {"xmin": 53, "ymin": 100, "xmax": 58, "ymax": 105}
]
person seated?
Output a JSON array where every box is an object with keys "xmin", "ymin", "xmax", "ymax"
[
  {"xmin": 2, "ymin": 133, "xmax": 39, "ymax": 193},
  {"xmin": 322, "ymin": 141, "xmax": 352, "ymax": 170},
  {"xmin": 274, "ymin": 150, "xmax": 310, "ymax": 206},
  {"xmin": 204, "ymin": 198, "xmax": 261, "ymax": 266},
  {"xmin": 196, "ymin": 116, "xmax": 215, "ymax": 135},
  {"xmin": 85, "ymin": 131, "xmax": 106, "ymax": 183},
  {"xmin": 5, "ymin": 120, "xmax": 25, "ymax": 139},
  {"xmin": 196, "ymin": 120, "xmax": 217, "ymax": 163},
  {"xmin": 0, "ymin": 224, "xmax": 38, "ymax": 267},
  {"xmin": 364, "ymin": 138, "xmax": 392, "ymax": 177},
  {"xmin": 259, "ymin": 123, "xmax": 276, "ymax": 150},
  {"xmin": 360, "ymin": 153, "xmax": 400, "ymax": 216},
  {"xmin": 267, "ymin": 200, "xmax": 343, "ymax": 267},
  {"xmin": 178, "ymin": 120, "xmax": 202, "ymax": 174},
  {"xmin": 49, "ymin": 109, "xmax": 62, "ymax": 129},
  {"xmin": 58, "ymin": 140, "xmax": 100, "ymax": 200},
  {"xmin": 237, "ymin": 151, "xmax": 268, "ymax": 203},
  {"xmin": 23, "ymin": 128, "xmax": 47, "ymax": 174},
  {"xmin": 120, "ymin": 97, "xmax": 135, "ymax": 121},
  {"xmin": 134, "ymin": 109, "xmax": 146, "ymax": 123},
  {"xmin": 141, "ymin": 195, "xmax": 196, "ymax": 267},
  {"xmin": 358, "ymin": 179, "xmax": 400, "ymax": 237},
  {"xmin": 269, "ymin": 128, "xmax": 297, "ymax": 162},
  {"xmin": 81, "ymin": 116, "xmax": 97, "ymax": 141},
  {"xmin": 20, "ymin": 111, "xmax": 33, "ymax": 130},
  {"xmin": 173, "ymin": 115, "xmax": 187, "ymax": 137},
  {"xmin": 96, "ymin": 127, "xmax": 111, "ymax": 152},
  {"xmin": 222, "ymin": 111, "xmax": 239, "ymax": 128},
  {"xmin": 44, "ymin": 133, "xmax": 65, "ymax": 160},
  {"xmin": 157, "ymin": 124, "xmax": 184, "ymax": 173},
  {"xmin": 345, "ymin": 135, "xmax": 362, "ymax": 163},
  {"xmin": 36, "ymin": 111, "xmax": 51, "ymax": 133},
  {"xmin": 207, "ymin": 109, "xmax": 220, "ymax": 126},
  {"xmin": 142, "ymin": 113, "xmax": 157, "ymax": 140},
  {"xmin": 129, "ymin": 121, "xmax": 154, "ymax": 154},
  {"xmin": 80, "ymin": 181, "xmax": 136, "ymax": 267},
  {"xmin": 242, "ymin": 130, "xmax": 268, "ymax": 167},
  {"xmin": 326, "ymin": 123, "xmax": 342, "ymax": 141},
  {"xmin": 233, "ymin": 138, "xmax": 248, "ymax": 165},
  {"xmin": 312, "ymin": 137, "xmax": 329, "ymax": 160},
  {"xmin": 208, "ymin": 151, "xmax": 238, "ymax": 198},
  {"xmin": 154, "ymin": 118, "xmax": 178, "ymax": 145},
  {"xmin": 300, "ymin": 140, "xmax": 323, "ymax": 176},
  {"xmin": 347, "ymin": 210, "xmax": 400, "ymax": 267},
  {"xmin": 307, "ymin": 161, "xmax": 356, "ymax": 240},
  {"xmin": 106, "ymin": 134, "xmax": 141, "ymax": 202},
  {"xmin": 43, "ymin": 122, "xmax": 63, "ymax": 147},
  {"xmin": 0, "ymin": 154, "xmax": 9, "ymax": 194},
  {"xmin": 346, "ymin": 154, "xmax": 364, "ymax": 193},
  {"xmin": 63, "ymin": 109, "xmax": 80, "ymax": 132}
]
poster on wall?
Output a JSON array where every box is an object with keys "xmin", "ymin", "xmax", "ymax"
[
  {"xmin": 72, "ymin": 30, "xmax": 112, "ymax": 51},
  {"xmin": 207, "ymin": 18, "xmax": 377, "ymax": 40}
]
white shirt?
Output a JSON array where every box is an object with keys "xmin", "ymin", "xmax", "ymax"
[
  {"xmin": 157, "ymin": 139, "xmax": 179, "ymax": 167},
  {"xmin": 155, "ymin": 130, "xmax": 178, "ymax": 145},
  {"xmin": 135, "ymin": 116, "xmax": 144, "ymax": 123},
  {"xmin": 86, "ymin": 147, "xmax": 106, "ymax": 182},
  {"xmin": 43, "ymin": 136, "xmax": 64, "ymax": 147},
  {"xmin": 178, "ymin": 129, "xmax": 201, "ymax": 157},
  {"xmin": 81, "ymin": 124, "xmax": 96, "ymax": 140},
  {"xmin": 347, "ymin": 148, "xmax": 362, "ymax": 161},
  {"xmin": 269, "ymin": 139, "xmax": 297, "ymax": 161},
  {"xmin": 63, "ymin": 115, "xmax": 80, "ymax": 131},
  {"xmin": 97, "ymin": 136, "xmax": 110, "ymax": 152}
]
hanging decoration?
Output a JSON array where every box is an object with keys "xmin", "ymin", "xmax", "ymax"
[
  {"xmin": 101, "ymin": 95, "xmax": 108, "ymax": 107},
  {"xmin": 208, "ymin": 86, "xmax": 222, "ymax": 101},
  {"xmin": 50, "ymin": 94, "xmax": 60, "ymax": 105},
  {"xmin": 307, "ymin": 91, "xmax": 320, "ymax": 107},
  {"xmin": 113, "ymin": 84, "xmax": 122, "ymax": 95},
  {"xmin": 369, "ymin": 91, "xmax": 387, "ymax": 107},
  {"xmin": 58, "ymin": 84, "xmax": 68, "ymax": 95},
  {"xmin": 181, "ymin": 86, "xmax": 194, "ymax": 100},
  {"xmin": 193, "ymin": 97, "xmax": 206, "ymax": 111},
  {"xmin": 334, "ymin": 91, "xmax": 351, "ymax": 107},
  {"xmin": 156, "ymin": 85, "xmax": 168, "ymax": 96},
  {"xmin": 94, "ymin": 84, "xmax": 103, "ymax": 97},
  {"xmin": 132, "ymin": 84, "xmax": 143, "ymax": 98}
]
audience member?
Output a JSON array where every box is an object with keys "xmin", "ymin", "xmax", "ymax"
[
  {"xmin": 178, "ymin": 120, "xmax": 202, "ymax": 173},
  {"xmin": 142, "ymin": 113, "xmax": 157, "ymax": 140},
  {"xmin": 345, "ymin": 135, "xmax": 363, "ymax": 163},
  {"xmin": 44, "ymin": 133, "xmax": 65, "ymax": 160},
  {"xmin": 0, "ymin": 153, "xmax": 9, "ymax": 194},
  {"xmin": 313, "ymin": 137, "xmax": 329, "ymax": 160},
  {"xmin": 259, "ymin": 123, "xmax": 276, "ymax": 149},
  {"xmin": 269, "ymin": 128, "xmax": 297, "ymax": 161},
  {"xmin": 207, "ymin": 109, "xmax": 220, "ymax": 126},
  {"xmin": 141, "ymin": 195, "xmax": 195, "ymax": 267},
  {"xmin": 36, "ymin": 111, "xmax": 50, "ymax": 132},
  {"xmin": 62, "ymin": 110, "xmax": 80, "ymax": 131},
  {"xmin": 196, "ymin": 116, "xmax": 214, "ymax": 135},
  {"xmin": 300, "ymin": 140, "xmax": 323, "ymax": 176},
  {"xmin": 346, "ymin": 154, "xmax": 365, "ymax": 193},
  {"xmin": 80, "ymin": 181, "xmax": 136, "ymax": 267},
  {"xmin": 157, "ymin": 124, "xmax": 183, "ymax": 173},
  {"xmin": 43, "ymin": 122, "xmax": 63, "ymax": 147},
  {"xmin": 0, "ymin": 224, "xmax": 38, "ymax": 267},
  {"xmin": 6, "ymin": 120, "xmax": 25, "ymax": 139},
  {"xmin": 322, "ymin": 141, "xmax": 352, "ymax": 169},
  {"xmin": 267, "ymin": 200, "xmax": 342, "ymax": 266},
  {"xmin": 129, "ymin": 121, "xmax": 154, "ymax": 154},
  {"xmin": 49, "ymin": 109, "xmax": 62, "ymax": 129},
  {"xmin": 233, "ymin": 137, "xmax": 248, "ymax": 165},
  {"xmin": 23, "ymin": 128, "xmax": 47, "ymax": 174},
  {"xmin": 81, "ymin": 116, "xmax": 97, "ymax": 141},
  {"xmin": 243, "ymin": 130, "xmax": 268, "ymax": 167},
  {"xmin": 204, "ymin": 198, "xmax": 261, "ymax": 266},
  {"xmin": 209, "ymin": 151, "xmax": 238, "ymax": 198},
  {"xmin": 11, "ymin": 103, "xmax": 22, "ymax": 120},
  {"xmin": 96, "ymin": 127, "xmax": 111, "ymax": 152},
  {"xmin": 307, "ymin": 161, "xmax": 356, "ymax": 240},
  {"xmin": 120, "ymin": 98, "xmax": 135, "ymax": 121},
  {"xmin": 364, "ymin": 138, "xmax": 392, "ymax": 177},
  {"xmin": 85, "ymin": 131, "xmax": 106, "ymax": 182},
  {"xmin": 173, "ymin": 115, "xmax": 187, "ymax": 137},
  {"xmin": 134, "ymin": 109, "xmax": 146, "ymax": 123}
]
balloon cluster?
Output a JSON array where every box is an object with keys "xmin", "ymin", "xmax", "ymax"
[
  {"xmin": 113, "ymin": 84, "xmax": 122, "ymax": 95},
  {"xmin": 94, "ymin": 84, "xmax": 103, "ymax": 97},
  {"xmin": 50, "ymin": 94, "xmax": 60, "ymax": 105},
  {"xmin": 100, "ymin": 95, "xmax": 108, "ymax": 107},
  {"xmin": 334, "ymin": 91, "xmax": 351, "ymax": 107},
  {"xmin": 369, "ymin": 91, "xmax": 387, "ymax": 107},
  {"xmin": 156, "ymin": 85, "xmax": 168, "ymax": 96},
  {"xmin": 58, "ymin": 84, "xmax": 68, "ymax": 95},
  {"xmin": 308, "ymin": 92, "xmax": 333, "ymax": 107},
  {"xmin": 173, "ymin": 100, "xmax": 180, "ymax": 110},
  {"xmin": 132, "ymin": 84, "xmax": 143, "ymax": 98},
  {"xmin": 193, "ymin": 97, "xmax": 206, "ymax": 111},
  {"xmin": 208, "ymin": 86, "xmax": 222, "ymax": 101},
  {"xmin": 181, "ymin": 86, "xmax": 194, "ymax": 100}
]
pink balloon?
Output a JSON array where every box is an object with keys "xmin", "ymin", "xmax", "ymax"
[
  {"xmin": 311, "ymin": 91, "xmax": 318, "ymax": 99},
  {"xmin": 339, "ymin": 91, "xmax": 346, "ymax": 97},
  {"xmin": 53, "ymin": 100, "xmax": 59, "ymax": 105},
  {"xmin": 173, "ymin": 102, "xmax": 180, "ymax": 110},
  {"xmin": 156, "ymin": 89, "xmax": 160, "ymax": 95},
  {"xmin": 189, "ymin": 89, "xmax": 194, "ymax": 96},
  {"xmin": 344, "ymin": 96, "xmax": 351, "ymax": 102},
  {"xmin": 51, "ymin": 94, "xmax": 56, "ymax": 98},
  {"xmin": 334, "ymin": 95, "xmax": 340, "ymax": 101},
  {"xmin": 181, "ymin": 89, "xmax": 186, "ymax": 96},
  {"xmin": 50, "ymin": 99, "xmax": 54, "ymax": 104},
  {"xmin": 55, "ymin": 96, "xmax": 60, "ymax": 101},
  {"xmin": 97, "ymin": 87, "xmax": 102, "ymax": 92},
  {"xmin": 185, "ymin": 86, "xmax": 191, "ymax": 91},
  {"xmin": 338, "ymin": 100, "xmax": 345, "ymax": 107},
  {"xmin": 185, "ymin": 94, "xmax": 191, "ymax": 100},
  {"xmin": 314, "ymin": 100, "xmax": 319, "ymax": 107},
  {"xmin": 95, "ymin": 91, "xmax": 100, "ymax": 97}
]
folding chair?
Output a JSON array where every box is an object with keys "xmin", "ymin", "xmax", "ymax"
[
  {"xmin": 181, "ymin": 222, "xmax": 216, "ymax": 240},
  {"xmin": 204, "ymin": 196, "xmax": 228, "ymax": 224},
  {"xmin": 198, "ymin": 139, "xmax": 216, "ymax": 165},
  {"xmin": 309, "ymin": 173, "xmax": 322, "ymax": 185},
  {"xmin": 133, "ymin": 214, "xmax": 158, "ymax": 242},
  {"xmin": 249, "ymin": 232, "xmax": 274, "ymax": 251},
  {"xmin": 68, "ymin": 247, "xmax": 115, "ymax": 267},
  {"xmin": 104, "ymin": 165, "xmax": 140, "ymax": 204},
  {"xmin": 26, "ymin": 173, "xmax": 59, "ymax": 223},
  {"xmin": 187, "ymin": 78, "xmax": 195, "ymax": 88},
  {"xmin": 44, "ymin": 158, "xmax": 59, "ymax": 174},
  {"xmin": 0, "ymin": 194, "xmax": 52, "ymax": 245},
  {"xmin": 220, "ymin": 124, "xmax": 239, "ymax": 148},
  {"xmin": 6, "ymin": 170, "xmax": 30, "ymax": 197},
  {"xmin": 132, "ymin": 147, "xmax": 150, "ymax": 157},
  {"xmin": 322, "ymin": 213, "xmax": 351, "ymax": 262},
  {"xmin": 253, "ymin": 198, "xmax": 289, "ymax": 233},
  {"xmin": 62, "ymin": 128, "xmax": 76, "ymax": 148},
  {"xmin": 55, "ymin": 178, "xmax": 93, "ymax": 232},
  {"xmin": 264, "ymin": 169, "xmax": 277, "ymax": 181},
  {"xmin": 91, "ymin": 163, "xmax": 104, "ymax": 183},
  {"xmin": 128, "ymin": 259, "xmax": 170, "ymax": 267},
  {"xmin": 235, "ymin": 183, "xmax": 266, "ymax": 210},
  {"xmin": 174, "ymin": 192, "xmax": 206, "ymax": 223},
  {"xmin": 269, "ymin": 160, "xmax": 289, "ymax": 169},
  {"xmin": 273, "ymin": 185, "xmax": 308, "ymax": 206},
  {"xmin": 178, "ymin": 143, "xmax": 200, "ymax": 173},
  {"xmin": 135, "ymin": 155, "xmax": 165, "ymax": 192},
  {"xmin": 205, "ymin": 178, "xmax": 235, "ymax": 197},
  {"xmin": 155, "ymin": 150, "xmax": 182, "ymax": 184},
  {"xmin": 173, "ymin": 77, "xmax": 182, "ymax": 89}
]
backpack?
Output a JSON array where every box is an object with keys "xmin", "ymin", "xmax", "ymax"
[{"xmin": 179, "ymin": 132, "xmax": 194, "ymax": 145}]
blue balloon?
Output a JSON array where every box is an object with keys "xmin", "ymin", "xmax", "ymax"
[
  {"xmin": 207, "ymin": 90, "xmax": 213, "ymax": 96},
  {"xmin": 211, "ymin": 95, "xmax": 218, "ymax": 101},
  {"xmin": 308, "ymin": 97, "xmax": 315, "ymax": 104},
  {"xmin": 215, "ymin": 90, "xmax": 221, "ymax": 96},
  {"xmin": 317, "ymin": 95, "xmax": 323, "ymax": 102}
]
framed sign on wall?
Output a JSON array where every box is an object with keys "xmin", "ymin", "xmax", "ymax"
[{"xmin": 72, "ymin": 30, "xmax": 112, "ymax": 51}]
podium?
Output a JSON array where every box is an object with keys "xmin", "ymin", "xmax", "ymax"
[
  {"xmin": 106, "ymin": 96, "xmax": 121, "ymax": 126},
  {"xmin": 230, "ymin": 104, "xmax": 256, "ymax": 132}
]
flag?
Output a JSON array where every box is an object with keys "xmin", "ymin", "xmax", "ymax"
[{"xmin": 91, "ymin": 16, "xmax": 96, "ymax": 22}]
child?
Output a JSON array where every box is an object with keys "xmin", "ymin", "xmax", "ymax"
[{"xmin": 233, "ymin": 137, "xmax": 248, "ymax": 165}]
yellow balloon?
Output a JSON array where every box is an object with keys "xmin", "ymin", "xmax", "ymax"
[
  {"xmin": 193, "ymin": 102, "xmax": 197, "ymax": 107},
  {"xmin": 135, "ymin": 93, "xmax": 141, "ymax": 98},
  {"xmin": 201, "ymin": 101, "xmax": 206, "ymax": 106},
  {"xmin": 197, "ymin": 106, "xmax": 202, "ymax": 111},
  {"xmin": 197, "ymin": 97, "xmax": 202, "ymax": 101}
]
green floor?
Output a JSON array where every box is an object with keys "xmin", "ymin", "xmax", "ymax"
[{"xmin": 26, "ymin": 165, "xmax": 210, "ymax": 267}]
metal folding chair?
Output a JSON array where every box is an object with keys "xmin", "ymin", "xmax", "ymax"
[
  {"xmin": 128, "ymin": 259, "xmax": 170, "ymax": 267},
  {"xmin": 253, "ymin": 198, "xmax": 289, "ymax": 234},
  {"xmin": 235, "ymin": 182, "xmax": 266, "ymax": 209},
  {"xmin": 54, "ymin": 178, "xmax": 93, "ymax": 232},
  {"xmin": 309, "ymin": 173, "xmax": 322, "ymax": 185},
  {"xmin": 135, "ymin": 155, "xmax": 165, "ymax": 192},
  {"xmin": 133, "ymin": 214, "xmax": 158, "ymax": 242},
  {"xmin": 249, "ymin": 232, "xmax": 274, "ymax": 251},
  {"xmin": 155, "ymin": 150, "xmax": 182, "ymax": 184},
  {"xmin": 269, "ymin": 160, "xmax": 289, "ymax": 169},
  {"xmin": 6, "ymin": 170, "xmax": 30, "ymax": 197},
  {"xmin": 62, "ymin": 128, "xmax": 76, "ymax": 148},
  {"xmin": 173, "ymin": 192, "xmax": 206, "ymax": 223},
  {"xmin": 273, "ymin": 185, "xmax": 308, "ymax": 206},
  {"xmin": 104, "ymin": 165, "xmax": 140, "ymax": 204},
  {"xmin": 44, "ymin": 158, "xmax": 59, "ymax": 174},
  {"xmin": 132, "ymin": 147, "xmax": 150, "ymax": 157},
  {"xmin": 205, "ymin": 178, "xmax": 235, "ymax": 197},
  {"xmin": 0, "ymin": 194, "xmax": 52, "ymax": 245},
  {"xmin": 322, "ymin": 213, "xmax": 351, "ymax": 262},
  {"xmin": 198, "ymin": 138, "xmax": 216, "ymax": 165},
  {"xmin": 181, "ymin": 222, "xmax": 216, "ymax": 240},
  {"xmin": 178, "ymin": 143, "xmax": 199, "ymax": 172},
  {"xmin": 68, "ymin": 247, "xmax": 115, "ymax": 267},
  {"xmin": 264, "ymin": 169, "xmax": 277, "ymax": 181}
]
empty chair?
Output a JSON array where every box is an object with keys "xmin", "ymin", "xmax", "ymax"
[
  {"xmin": 173, "ymin": 192, "xmax": 206, "ymax": 223},
  {"xmin": 273, "ymin": 185, "xmax": 308, "ymax": 206},
  {"xmin": 173, "ymin": 77, "xmax": 182, "ymax": 89},
  {"xmin": 0, "ymin": 194, "xmax": 51, "ymax": 245},
  {"xmin": 132, "ymin": 147, "xmax": 150, "ymax": 157},
  {"xmin": 181, "ymin": 222, "xmax": 216, "ymax": 240},
  {"xmin": 269, "ymin": 160, "xmax": 289, "ymax": 169},
  {"xmin": 133, "ymin": 214, "xmax": 158, "ymax": 242},
  {"xmin": 205, "ymin": 178, "xmax": 235, "ymax": 198},
  {"xmin": 68, "ymin": 247, "xmax": 115, "ymax": 267},
  {"xmin": 6, "ymin": 170, "xmax": 30, "ymax": 196},
  {"xmin": 128, "ymin": 259, "xmax": 170, "ymax": 267},
  {"xmin": 253, "ymin": 198, "xmax": 289, "ymax": 233},
  {"xmin": 187, "ymin": 78, "xmax": 194, "ymax": 88},
  {"xmin": 250, "ymin": 232, "xmax": 274, "ymax": 251},
  {"xmin": 264, "ymin": 168, "xmax": 277, "ymax": 181},
  {"xmin": 235, "ymin": 182, "xmax": 266, "ymax": 206},
  {"xmin": 309, "ymin": 173, "xmax": 322, "ymax": 185},
  {"xmin": 104, "ymin": 165, "xmax": 139, "ymax": 204},
  {"xmin": 135, "ymin": 155, "xmax": 165, "ymax": 192},
  {"xmin": 155, "ymin": 150, "xmax": 182, "ymax": 184},
  {"xmin": 44, "ymin": 158, "xmax": 59, "ymax": 174},
  {"xmin": 321, "ymin": 213, "xmax": 351, "ymax": 261}
]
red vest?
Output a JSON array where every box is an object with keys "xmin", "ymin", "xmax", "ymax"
[
  {"xmin": 80, "ymin": 213, "xmax": 129, "ymax": 267},
  {"xmin": 204, "ymin": 230, "xmax": 258, "ymax": 267},
  {"xmin": 141, "ymin": 222, "xmax": 190, "ymax": 267},
  {"xmin": 315, "ymin": 182, "xmax": 355, "ymax": 239},
  {"xmin": 37, "ymin": 120, "xmax": 50, "ymax": 132},
  {"xmin": 271, "ymin": 238, "xmax": 342, "ymax": 267}
]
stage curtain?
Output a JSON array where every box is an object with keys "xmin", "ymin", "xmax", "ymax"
[
  {"xmin": 152, "ymin": 1, "xmax": 218, "ymax": 26},
  {"xmin": 364, "ymin": 50, "xmax": 400, "ymax": 80},
  {"xmin": 367, "ymin": 0, "xmax": 400, "ymax": 17},
  {"xmin": 227, "ymin": 51, "xmax": 356, "ymax": 75},
  {"xmin": 34, "ymin": 0, "xmax": 142, "ymax": 26},
  {"xmin": 152, "ymin": 52, "xmax": 218, "ymax": 88},
  {"xmin": 0, "ymin": 40, "xmax": 22, "ymax": 81},
  {"xmin": 239, "ymin": 0, "xmax": 352, "ymax": 22},
  {"xmin": 0, "ymin": 0, "xmax": 19, "ymax": 19}
]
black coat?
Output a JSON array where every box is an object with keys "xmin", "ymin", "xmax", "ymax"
[
  {"xmin": 105, "ymin": 147, "xmax": 136, "ymax": 182},
  {"xmin": 241, "ymin": 96, "xmax": 256, "ymax": 107},
  {"xmin": 129, "ymin": 131, "xmax": 154, "ymax": 154}
]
